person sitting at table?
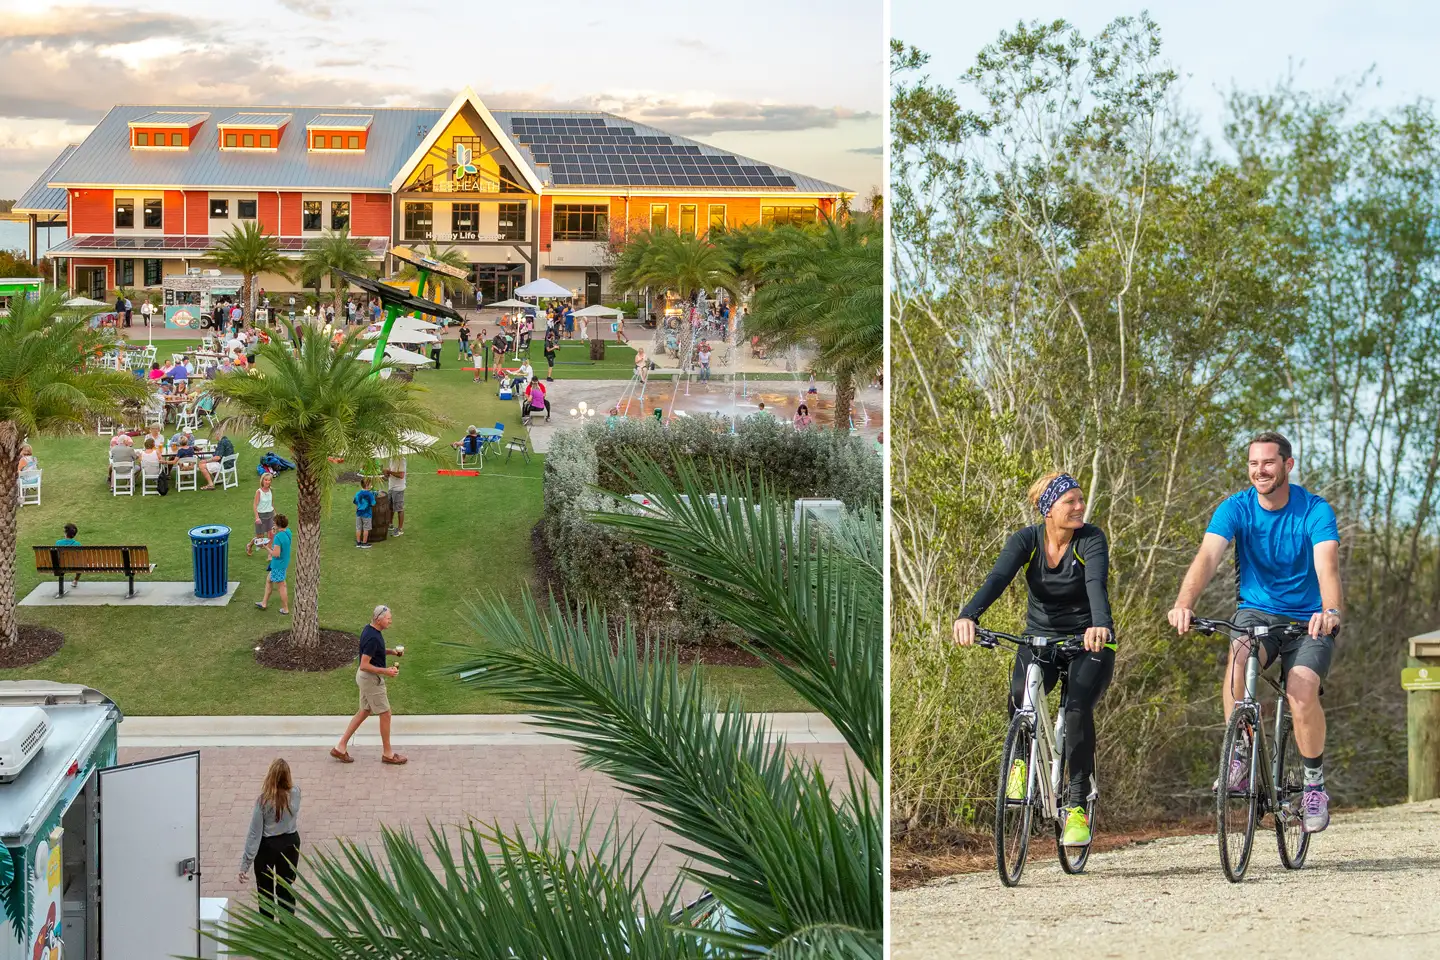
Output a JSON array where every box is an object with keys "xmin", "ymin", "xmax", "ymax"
[
  {"xmin": 515, "ymin": 358, "xmax": 534, "ymax": 392},
  {"xmin": 147, "ymin": 362, "xmax": 165, "ymax": 381},
  {"xmin": 108, "ymin": 435, "xmax": 136, "ymax": 482},
  {"xmin": 144, "ymin": 424, "xmax": 165, "ymax": 452},
  {"xmin": 172, "ymin": 433, "xmax": 199, "ymax": 461},
  {"xmin": 199, "ymin": 430, "xmax": 235, "ymax": 489},
  {"xmin": 139, "ymin": 438, "xmax": 162, "ymax": 477},
  {"xmin": 170, "ymin": 358, "xmax": 190, "ymax": 385},
  {"xmin": 16, "ymin": 444, "xmax": 37, "ymax": 474},
  {"xmin": 169, "ymin": 428, "xmax": 195, "ymax": 451}
]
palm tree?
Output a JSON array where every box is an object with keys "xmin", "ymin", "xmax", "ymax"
[
  {"xmin": 0, "ymin": 288, "xmax": 147, "ymax": 653},
  {"xmin": 205, "ymin": 222, "xmax": 291, "ymax": 325},
  {"xmin": 615, "ymin": 229, "xmax": 739, "ymax": 368},
  {"xmin": 745, "ymin": 214, "xmax": 883, "ymax": 428},
  {"xmin": 210, "ymin": 458, "xmax": 882, "ymax": 957},
  {"xmin": 298, "ymin": 229, "xmax": 376, "ymax": 321},
  {"xmin": 391, "ymin": 241, "xmax": 474, "ymax": 308},
  {"xmin": 209, "ymin": 322, "xmax": 445, "ymax": 650}
]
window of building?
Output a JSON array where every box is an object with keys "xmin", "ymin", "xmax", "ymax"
[
  {"xmin": 331, "ymin": 200, "xmax": 350, "ymax": 230},
  {"xmin": 409, "ymin": 164, "xmax": 435, "ymax": 193},
  {"xmin": 210, "ymin": 199, "xmax": 229, "ymax": 218},
  {"xmin": 114, "ymin": 200, "xmax": 134, "ymax": 229},
  {"xmin": 451, "ymin": 203, "xmax": 479, "ymax": 240},
  {"xmin": 313, "ymin": 134, "xmax": 325, "ymax": 149},
  {"xmin": 225, "ymin": 133, "xmax": 238, "ymax": 147},
  {"xmin": 709, "ymin": 204, "xmax": 727, "ymax": 231},
  {"xmin": 679, "ymin": 204, "xmax": 697, "ymax": 236},
  {"xmin": 260, "ymin": 133, "xmax": 272, "ymax": 147},
  {"xmin": 144, "ymin": 259, "xmax": 162, "ymax": 286},
  {"xmin": 552, "ymin": 204, "xmax": 609, "ymax": 241},
  {"xmin": 243, "ymin": 133, "xmax": 255, "ymax": 148},
  {"xmin": 303, "ymin": 201, "xmax": 321, "ymax": 230},
  {"xmin": 347, "ymin": 135, "xmax": 359, "ymax": 149},
  {"xmin": 650, "ymin": 204, "xmax": 667, "ymax": 232},
  {"xmin": 117, "ymin": 259, "xmax": 134, "ymax": 286},
  {"xmin": 497, "ymin": 203, "xmax": 526, "ymax": 241},
  {"xmin": 136, "ymin": 132, "xmax": 150, "ymax": 146},
  {"xmin": 760, "ymin": 205, "xmax": 818, "ymax": 227},
  {"xmin": 499, "ymin": 164, "xmax": 524, "ymax": 194},
  {"xmin": 143, "ymin": 198, "xmax": 162, "ymax": 229},
  {"xmin": 404, "ymin": 203, "xmax": 433, "ymax": 241},
  {"xmin": 169, "ymin": 132, "xmax": 182, "ymax": 147},
  {"xmin": 238, "ymin": 199, "xmax": 257, "ymax": 220}
]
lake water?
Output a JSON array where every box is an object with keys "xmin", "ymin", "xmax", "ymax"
[{"xmin": 0, "ymin": 219, "xmax": 65, "ymax": 260}]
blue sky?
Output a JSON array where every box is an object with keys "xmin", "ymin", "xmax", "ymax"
[
  {"xmin": 893, "ymin": 1, "xmax": 1440, "ymax": 144},
  {"xmin": 0, "ymin": 0, "xmax": 882, "ymax": 199}
]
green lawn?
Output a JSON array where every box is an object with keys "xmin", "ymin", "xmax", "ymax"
[{"xmin": 5, "ymin": 355, "xmax": 804, "ymax": 715}]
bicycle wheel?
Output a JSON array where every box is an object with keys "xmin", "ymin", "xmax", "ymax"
[
  {"xmin": 1274, "ymin": 713, "xmax": 1311, "ymax": 869},
  {"xmin": 1217, "ymin": 705, "xmax": 1260, "ymax": 882},
  {"xmin": 995, "ymin": 713, "xmax": 1035, "ymax": 887},
  {"xmin": 1055, "ymin": 754, "xmax": 1097, "ymax": 875}
]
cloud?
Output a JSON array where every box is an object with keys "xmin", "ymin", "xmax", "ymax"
[
  {"xmin": 848, "ymin": 145, "xmax": 882, "ymax": 155},
  {"xmin": 676, "ymin": 38, "xmax": 713, "ymax": 54},
  {"xmin": 0, "ymin": 6, "xmax": 210, "ymax": 45},
  {"xmin": 279, "ymin": 0, "xmax": 334, "ymax": 16},
  {"xmin": 484, "ymin": 89, "xmax": 876, "ymax": 136}
]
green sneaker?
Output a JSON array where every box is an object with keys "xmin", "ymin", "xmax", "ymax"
[
  {"xmin": 1062, "ymin": 806, "xmax": 1092, "ymax": 846},
  {"xmin": 1005, "ymin": 759, "xmax": 1027, "ymax": 800}
]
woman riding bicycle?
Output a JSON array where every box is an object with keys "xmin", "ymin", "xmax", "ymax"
[{"xmin": 952, "ymin": 471, "xmax": 1115, "ymax": 846}]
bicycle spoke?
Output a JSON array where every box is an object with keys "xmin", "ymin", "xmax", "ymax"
[{"xmin": 1217, "ymin": 707, "xmax": 1260, "ymax": 882}]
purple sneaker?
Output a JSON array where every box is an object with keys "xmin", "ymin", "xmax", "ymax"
[
  {"xmin": 1302, "ymin": 787, "xmax": 1330, "ymax": 833},
  {"xmin": 1213, "ymin": 755, "xmax": 1249, "ymax": 793}
]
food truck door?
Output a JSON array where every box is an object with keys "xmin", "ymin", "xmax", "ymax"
[{"xmin": 96, "ymin": 752, "xmax": 200, "ymax": 959}]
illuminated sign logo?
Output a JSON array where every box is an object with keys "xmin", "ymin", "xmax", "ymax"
[{"xmin": 454, "ymin": 142, "xmax": 477, "ymax": 180}]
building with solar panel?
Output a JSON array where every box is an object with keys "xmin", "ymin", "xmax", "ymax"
[{"xmin": 17, "ymin": 87, "xmax": 850, "ymax": 308}]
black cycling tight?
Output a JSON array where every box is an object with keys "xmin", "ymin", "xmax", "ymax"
[{"xmin": 1008, "ymin": 645, "xmax": 1115, "ymax": 806}]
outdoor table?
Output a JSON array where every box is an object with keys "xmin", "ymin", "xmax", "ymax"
[{"xmin": 476, "ymin": 427, "xmax": 503, "ymax": 457}]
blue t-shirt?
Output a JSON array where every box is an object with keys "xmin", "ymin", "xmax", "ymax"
[
  {"xmin": 1206, "ymin": 484, "xmax": 1339, "ymax": 618},
  {"xmin": 270, "ymin": 528, "xmax": 293, "ymax": 572},
  {"xmin": 55, "ymin": 538, "xmax": 80, "ymax": 547},
  {"xmin": 353, "ymin": 489, "xmax": 377, "ymax": 518},
  {"xmin": 358, "ymin": 624, "xmax": 385, "ymax": 669}
]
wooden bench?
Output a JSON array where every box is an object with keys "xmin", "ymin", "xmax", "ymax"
[{"xmin": 33, "ymin": 545, "xmax": 155, "ymax": 598}]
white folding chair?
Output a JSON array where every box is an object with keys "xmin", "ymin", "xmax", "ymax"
[
  {"xmin": 97, "ymin": 418, "xmax": 115, "ymax": 437},
  {"xmin": 177, "ymin": 404, "xmax": 201, "ymax": 432},
  {"xmin": 175, "ymin": 459, "xmax": 198, "ymax": 492},
  {"xmin": 111, "ymin": 463, "xmax": 136, "ymax": 497},
  {"xmin": 218, "ymin": 454, "xmax": 240, "ymax": 490},
  {"xmin": 140, "ymin": 462, "xmax": 162, "ymax": 496},
  {"xmin": 16, "ymin": 469, "xmax": 41, "ymax": 506}
]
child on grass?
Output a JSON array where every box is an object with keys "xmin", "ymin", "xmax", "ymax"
[{"xmin": 353, "ymin": 478, "xmax": 377, "ymax": 550}]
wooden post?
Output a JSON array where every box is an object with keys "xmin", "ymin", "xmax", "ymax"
[{"xmin": 1409, "ymin": 630, "xmax": 1440, "ymax": 803}]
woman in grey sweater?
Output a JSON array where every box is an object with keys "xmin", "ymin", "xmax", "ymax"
[{"xmin": 238, "ymin": 758, "xmax": 301, "ymax": 917}]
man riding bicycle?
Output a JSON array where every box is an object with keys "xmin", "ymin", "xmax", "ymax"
[
  {"xmin": 954, "ymin": 472, "xmax": 1115, "ymax": 847},
  {"xmin": 1168, "ymin": 431, "xmax": 1341, "ymax": 833}
]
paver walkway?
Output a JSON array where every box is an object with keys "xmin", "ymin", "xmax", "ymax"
[{"xmin": 118, "ymin": 715, "xmax": 856, "ymax": 911}]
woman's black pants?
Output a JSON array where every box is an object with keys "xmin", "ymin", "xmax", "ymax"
[
  {"xmin": 1008, "ymin": 645, "xmax": 1115, "ymax": 806},
  {"xmin": 254, "ymin": 832, "xmax": 301, "ymax": 918}
]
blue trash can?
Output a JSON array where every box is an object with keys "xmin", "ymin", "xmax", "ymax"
[{"xmin": 189, "ymin": 524, "xmax": 231, "ymax": 599}]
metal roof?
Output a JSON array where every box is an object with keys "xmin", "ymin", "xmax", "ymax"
[
  {"xmin": 218, "ymin": 112, "xmax": 293, "ymax": 127},
  {"xmin": 131, "ymin": 111, "xmax": 211, "ymax": 126},
  {"xmin": 47, "ymin": 234, "xmax": 389, "ymax": 258},
  {"xmin": 12, "ymin": 144, "xmax": 76, "ymax": 214},
  {"xmin": 51, "ymin": 104, "xmax": 444, "ymax": 191},
  {"xmin": 309, "ymin": 114, "xmax": 373, "ymax": 129},
  {"xmin": 492, "ymin": 110, "xmax": 847, "ymax": 194}
]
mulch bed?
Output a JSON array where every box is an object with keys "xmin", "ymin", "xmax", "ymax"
[
  {"xmin": 0, "ymin": 625, "xmax": 65, "ymax": 668},
  {"xmin": 254, "ymin": 628, "xmax": 359, "ymax": 671}
]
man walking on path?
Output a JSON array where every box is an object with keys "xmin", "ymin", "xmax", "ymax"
[{"xmin": 332, "ymin": 605, "xmax": 407, "ymax": 765}]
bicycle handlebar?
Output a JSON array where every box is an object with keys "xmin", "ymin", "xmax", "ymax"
[
  {"xmin": 1189, "ymin": 616, "xmax": 1311, "ymax": 641},
  {"xmin": 971, "ymin": 626, "xmax": 1088, "ymax": 651}
]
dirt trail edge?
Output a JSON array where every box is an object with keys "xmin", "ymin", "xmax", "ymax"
[{"xmin": 891, "ymin": 799, "xmax": 1440, "ymax": 960}]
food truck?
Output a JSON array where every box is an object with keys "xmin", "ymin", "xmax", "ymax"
[
  {"xmin": 0, "ymin": 682, "xmax": 200, "ymax": 959},
  {"xmin": 162, "ymin": 271, "xmax": 242, "ymax": 330}
]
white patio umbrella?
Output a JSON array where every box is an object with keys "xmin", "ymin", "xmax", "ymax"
[
  {"xmin": 358, "ymin": 345, "xmax": 435, "ymax": 367},
  {"xmin": 571, "ymin": 305, "xmax": 622, "ymax": 317},
  {"xmin": 376, "ymin": 430, "xmax": 439, "ymax": 458},
  {"xmin": 64, "ymin": 296, "xmax": 109, "ymax": 308},
  {"xmin": 485, "ymin": 298, "xmax": 533, "ymax": 310},
  {"xmin": 363, "ymin": 327, "xmax": 438, "ymax": 345},
  {"xmin": 515, "ymin": 278, "xmax": 572, "ymax": 299}
]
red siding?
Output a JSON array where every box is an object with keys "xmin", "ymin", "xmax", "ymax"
[
  {"xmin": 70, "ymin": 189, "xmax": 113, "ymax": 234},
  {"xmin": 540, "ymin": 196, "xmax": 553, "ymax": 252},
  {"xmin": 280, "ymin": 193, "xmax": 302, "ymax": 236},
  {"xmin": 349, "ymin": 193, "xmax": 390, "ymax": 237},
  {"xmin": 258, "ymin": 192, "xmax": 279, "ymax": 235},
  {"xmin": 163, "ymin": 190, "xmax": 185, "ymax": 234},
  {"xmin": 184, "ymin": 192, "xmax": 208, "ymax": 234}
]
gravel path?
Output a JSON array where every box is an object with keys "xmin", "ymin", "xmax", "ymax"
[{"xmin": 891, "ymin": 800, "xmax": 1440, "ymax": 960}]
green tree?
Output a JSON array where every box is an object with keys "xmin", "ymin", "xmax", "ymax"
[
  {"xmin": 391, "ymin": 241, "xmax": 474, "ymax": 306},
  {"xmin": 615, "ymin": 229, "xmax": 739, "ymax": 361},
  {"xmin": 204, "ymin": 221, "xmax": 291, "ymax": 325},
  {"xmin": 298, "ymin": 229, "xmax": 375, "ymax": 320},
  {"xmin": 745, "ymin": 215, "xmax": 883, "ymax": 429},
  {"xmin": 210, "ymin": 459, "xmax": 882, "ymax": 959},
  {"xmin": 210, "ymin": 323, "xmax": 444, "ymax": 649},
  {"xmin": 0, "ymin": 287, "xmax": 146, "ymax": 651}
]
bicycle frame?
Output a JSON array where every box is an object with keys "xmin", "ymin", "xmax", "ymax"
[
  {"xmin": 1013, "ymin": 638, "xmax": 1096, "ymax": 823},
  {"xmin": 1233, "ymin": 629, "xmax": 1291, "ymax": 819}
]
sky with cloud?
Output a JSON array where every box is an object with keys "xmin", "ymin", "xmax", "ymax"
[{"xmin": 0, "ymin": 0, "xmax": 882, "ymax": 200}]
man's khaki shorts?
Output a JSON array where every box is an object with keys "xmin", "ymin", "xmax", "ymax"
[{"xmin": 357, "ymin": 669, "xmax": 391, "ymax": 714}]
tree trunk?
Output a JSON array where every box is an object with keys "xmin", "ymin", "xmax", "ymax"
[
  {"xmin": 290, "ymin": 457, "xmax": 323, "ymax": 648},
  {"xmin": 833, "ymin": 374, "xmax": 855, "ymax": 431},
  {"xmin": 245, "ymin": 271, "xmax": 257, "ymax": 329},
  {"xmin": 0, "ymin": 422, "xmax": 20, "ymax": 649}
]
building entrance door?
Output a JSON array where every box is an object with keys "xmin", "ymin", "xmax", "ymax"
[
  {"xmin": 76, "ymin": 266, "xmax": 107, "ymax": 300},
  {"xmin": 585, "ymin": 270, "xmax": 601, "ymax": 306},
  {"xmin": 470, "ymin": 263, "xmax": 526, "ymax": 307}
]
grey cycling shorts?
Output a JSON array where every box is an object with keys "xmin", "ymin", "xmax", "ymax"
[{"xmin": 1232, "ymin": 608, "xmax": 1335, "ymax": 682}]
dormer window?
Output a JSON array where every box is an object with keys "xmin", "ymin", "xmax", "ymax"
[
  {"xmin": 307, "ymin": 114, "xmax": 372, "ymax": 151},
  {"xmin": 217, "ymin": 112, "xmax": 290, "ymax": 150},
  {"xmin": 129, "ymin": 111, "xmax": 208, "ymax": 149}
]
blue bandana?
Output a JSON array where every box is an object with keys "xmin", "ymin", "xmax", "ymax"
[{"xmin": 1037, "ymin": 474, "xmax": 1080, "ymax": 517}]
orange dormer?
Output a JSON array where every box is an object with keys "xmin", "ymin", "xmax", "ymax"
[
  {"xmin": 307, "ymin": 114, "xmax": 372, "ymax": 151},
  {"xmin": 129, "ymin": 112, "xmax": 209, "ymax": 149},
  {"xmin": 218, "ymin": 112, "xmax": 291, "ymax": 150}
]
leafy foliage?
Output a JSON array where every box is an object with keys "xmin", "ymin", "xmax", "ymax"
[
  {"xmin": 298, "ymin": 229, "xmax": 375, "ymax": 315},
  {"xmin": 204, "ymin": 221, "xmax": 291, "ymax": 321}
]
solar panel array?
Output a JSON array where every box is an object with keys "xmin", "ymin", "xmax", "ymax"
[{"xmin": 507, "ymin": 116, "xmax": 796, "ymax": 189}]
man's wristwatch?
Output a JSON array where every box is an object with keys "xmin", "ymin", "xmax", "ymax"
[{"xmin": 1324, "ymin": 608, "xmax": 1341, "ymax": 620}]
